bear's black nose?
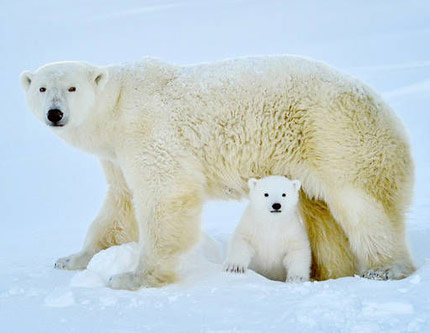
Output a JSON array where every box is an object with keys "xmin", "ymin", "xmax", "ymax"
[
  {"xmin": 272, "ymin": 203, "xmax": 281, "ymax": 210},
  {"xmin": 47, "ymin": 109, "xmax": 64, "ymax": 124}
]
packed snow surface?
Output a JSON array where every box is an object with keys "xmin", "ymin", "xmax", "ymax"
[{"xmin": 1, "ymin": 0, "xmax": 429, "ymax": 332}]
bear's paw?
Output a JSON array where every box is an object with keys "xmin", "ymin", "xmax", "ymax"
[
  {"xmin": 54, "ymin": 252, "xmax": 92, "ymax": 270},
  {"xmin": 286, "ymin": 275, "xmax": 308, "ymax": 283},
  {"xmin": 224, "ymin": 263, "xmax": 247, "ymax": 274},
  {"xmin": 360, "ymin": 264, "xmax": 414, "ymax": 281}
]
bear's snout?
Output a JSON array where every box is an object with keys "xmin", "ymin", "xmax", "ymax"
[
  {"xmin": 47, "ymin": 109, "xmax": 64, "ymax": 126},
  {"xmin": 271, "ymin": 203, "xmax": 282, "ymax": 212}
]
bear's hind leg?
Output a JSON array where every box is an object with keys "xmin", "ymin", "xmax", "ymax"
[
  {"xmin": 326, "ymin": 186, "xmax": 414, "ymax": 280},
  {"xmin": 299, "ymin": 193, "xmax": 356, "ymax": 280}
]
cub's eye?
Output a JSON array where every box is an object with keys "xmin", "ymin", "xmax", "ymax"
[
  {"xmin": 264, "ymin": 193, "xmax": 269, "ymax": 197},
  {"xmin": 282, "ymin": 193, "xmax": 286, "ymax": 197},
  {"xmin": 39, "ymin": 87, "xmax": 46, "ymax": 92},
  {"xmin": 68, "ymin": 87, "xmax": 76, "ymax": 92}
]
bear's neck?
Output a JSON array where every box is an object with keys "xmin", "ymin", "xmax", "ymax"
[{"xmin": 57, "ymin": 67, "xmax": 123, "ymax": 160}]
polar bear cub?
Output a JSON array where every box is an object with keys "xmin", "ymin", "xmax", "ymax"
[{"xmin": 224, "ymin": 176, "xmax": 311, "ymax": 282}]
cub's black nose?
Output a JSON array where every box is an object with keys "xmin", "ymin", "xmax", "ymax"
[
  {"xmin": 272, "ymin": 203, "xmax": 281, "ymax": 210},
  {"xmin": 47, "ymin": 109, "xmax": 64, "ymax": 123}
]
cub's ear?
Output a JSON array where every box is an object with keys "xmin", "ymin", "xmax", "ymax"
[
  {"xmin": 292, "ymin": 179, "xmax": 301, "ymax": 191},
  {"xmin": 247, "ymin": 178, "xmax": 258, "ymax": 190},
  {"xmin": 89, "ymin": 67, "xmax": 108, "ymax": 90},
  {"xmin": 20, "ymin": 71, "xmax": 33, "ymax": 91}
]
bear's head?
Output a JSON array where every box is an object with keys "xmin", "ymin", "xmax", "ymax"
[
  {"xmin": 247, "ymin": 176, "xmax": 301, "ymax": 217},
  {"xmin": 20, "ymin": 62, "xmax": 108, "ymax": 129}
]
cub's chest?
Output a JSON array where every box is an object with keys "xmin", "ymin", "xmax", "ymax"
[{"xmin": 250, "ymin": 222, "xmax": 290, "ymax": 257}]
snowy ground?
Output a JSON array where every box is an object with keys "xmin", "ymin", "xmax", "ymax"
[{"xmin": 1, "ymin": 1, "xmax": 429, "ymax": 332}]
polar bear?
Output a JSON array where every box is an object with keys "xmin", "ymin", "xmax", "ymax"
[
  {"xmin": 21, "ymin": 55, "xmax": 415, "ymax": 290},
  {"xmin": 224, "ymin": 176, "xmax": 311, "ymax": 282}
]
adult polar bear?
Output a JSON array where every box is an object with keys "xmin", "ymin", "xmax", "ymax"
[{"xmin": 21, "ymin": 56, "xmax": 415, "ymax": 289}]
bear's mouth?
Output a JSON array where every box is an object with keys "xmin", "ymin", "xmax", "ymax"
[{"xmin": 270, "ymin": 210, "xmax": 282, "ymax": 213}]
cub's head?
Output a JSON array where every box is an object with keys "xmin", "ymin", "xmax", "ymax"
[
  {"xmin": 21, "ymin": 62, "xmax": 108, "ymax": 129},
  {"xmin": 247, "ymin": 176, "xmax": 301, "ymax": 216}
]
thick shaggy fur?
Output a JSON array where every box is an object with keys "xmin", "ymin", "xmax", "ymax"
[
  {"xmin": 225, "ymin": 176, "xmax": 311, "ymax": 282},
  {"xmin": 21, "ymin": 55, "xmax": 415, "ymax": 289}
]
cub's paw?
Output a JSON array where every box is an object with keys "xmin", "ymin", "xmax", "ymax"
[
  {"xmin": 360, "ymin": 265, "xmax": 413, "ymax": 281},
  {"xmin": 286, "ymin": 276, "xmax": 308, "ymax": 283},
  {"xmin": 108, "ymin": 272, "xmax": 143, "ymax": 291},
  {"xmin": 224, "ymin": 263, "xmax": 247, "ymax": 274},
  {"xmin": 54, "ymin": 252, "xmax": 92, "ymax": 270}
]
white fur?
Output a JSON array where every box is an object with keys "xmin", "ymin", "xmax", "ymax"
[
  {"xmin": 225, "ymin": 176, "xmax": 311, "ymax": 282},
  {"xmin": 21, "ymin": 56, "xmax": 415, "ymax": 289}
]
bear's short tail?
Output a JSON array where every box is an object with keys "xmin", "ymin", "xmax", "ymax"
[{"xmin": 299, "ymin": 191, "xmax": 356, "ymax": 280}]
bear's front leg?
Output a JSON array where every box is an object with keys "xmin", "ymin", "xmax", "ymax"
[
  {"xmin": 224, "ymin": 234, "xmax": 254, "ymax": 274},
  {"xmin": 55, "ymin": 160, "xmax": 137, "ymax": 270},
  {"xmin": 283, "ymin": 239, "xmax": 312, "ymax": 282},
  {"xmin": 107, "ymin": 163, "xmax": 205, "ymax": 290}
]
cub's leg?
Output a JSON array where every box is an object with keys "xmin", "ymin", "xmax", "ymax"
[
  {"xmin": 284, "ymin": 235, "xmax": 312, "ymax": 282},
  {"xmin": 55, "ymin": 160, "xmax": 137, "ymax": 270},
  {"xmin": 224, "ymin": 234, "xmax": 255, "ymax": 274}
]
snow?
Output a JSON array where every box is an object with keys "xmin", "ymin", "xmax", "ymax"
[
  {"xmin": 1, "ymin": 0, "xmax": 429, "ymax": 332},
  {"xmin": 44, "ymin": 289, "xmax": 75, "ymax": 308}
]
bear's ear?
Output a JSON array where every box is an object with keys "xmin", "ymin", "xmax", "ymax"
[
  {"xmin": 89, "ymin": 67, "xmax": 108, "ymax": 90},
  {"xmin": 20, "ymin": 71, "xmax": 33, "ymax": 92},
  {"xmin": 292, "ymin": 179, "xmax": 301, "ymax": 192},
  {"xmin": 248, "ymin": 178, "xmax": 258, "ymax": 190}
]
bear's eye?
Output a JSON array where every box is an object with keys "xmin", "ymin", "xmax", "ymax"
[
  {"xmin": 282, "ymin": 193, "xmax": 286, "ymax": 197},
  {"xmin": 39, "ymin": 87, "xmax": 46, "ymax": 93},
  {"xmin": 68, "ymin": 87, "xmax": 76, "ymax": 92},
  {"xmin": 264, "ymin": 193, "xmax": 269, "ymax": 197}
]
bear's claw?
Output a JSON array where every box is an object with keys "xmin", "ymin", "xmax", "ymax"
[
  {"xmin": 360, "ymin": 264, "xmax": 414, "ymax": 280},
  {"xmin": 286, "ymin": 276, "xmax": 307, "ymax": 283},
  {"xmin": 224, "ymin": 263, "xmax": 247, "ymax": 274},
  {"xmin": 54, "ymin": 258, "xmax": 70, "ymax": 269}
]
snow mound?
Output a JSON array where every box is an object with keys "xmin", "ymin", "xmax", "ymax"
[{"xmin": 71, "ymin": 233, "xmax": 225, "ymax": 288}]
